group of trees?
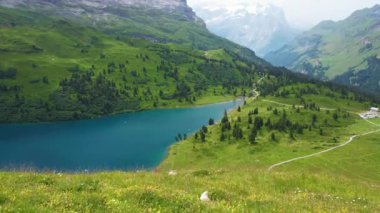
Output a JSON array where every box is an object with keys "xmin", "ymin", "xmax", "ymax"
[
  {"xmin": 9, "ymin": 38, "xmax": 264, "ymax": 122},
  {"xmin": 58, "ymin": 71, "xmax": 140, "ymax": 115},
  {"xmin": 197, "ymin": 62, "xmax": 240, "ymax": 86},
  {"xmin": 0, "ymin": 68, "xmax": 17, "ymax": 79},
  {"xmin": 191, "ymin": 96, "xmax": 352, "ymax": 145},
  {"xmin": 257, "ymin": 66, "xmax": 379, "ymax": 104},
  {"xmin": 1, "ymin": 48, "xmax": 255, "ymax": 122},
  {"xmin": 0, "ymin": 84, "xmax": 20, "ymax": 92},
  {"xmin": 194, "ymin": 125, "xmax": 208, "ymax": 142},
  {"xmin": 4, "ymin": 32, "xmax": 377, "ymax": 124}
]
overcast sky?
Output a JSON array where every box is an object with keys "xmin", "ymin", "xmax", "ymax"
[{"xmin": 187, "ymin": 0, "xmax": 380, "ymax": 29}]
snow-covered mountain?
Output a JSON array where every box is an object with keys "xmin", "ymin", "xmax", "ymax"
[{"xmin": 191, "ymin": 2, "xmax": 298, "ymax": 56}]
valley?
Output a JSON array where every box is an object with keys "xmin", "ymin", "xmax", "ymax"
[
  {"xmin": 265, "ymin": 4, "xmax": 380, "ymax": 97},
  {"xmin": 0, "ymin": 0, "xmax": 379, "ymax": 212},
  {"xmin": 1, "ymin": 81, "xmax": 379, "ymax": 212}
]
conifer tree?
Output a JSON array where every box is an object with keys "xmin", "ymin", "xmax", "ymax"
[
  {"xmin": 209, "ymin": 118, "xmax": 215, "ymax": 125},
  {"xmin": 271, "ymin": 133, "xmax": 276, "ymax": 141}
]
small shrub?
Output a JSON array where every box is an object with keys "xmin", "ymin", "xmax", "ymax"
[
  {"xmin": 39, "ymin": 177, "xmax": 54, "ymax": 186},
  {"xmin": 0, "ymin": 194, "xmax": 8, "ymax": 204},
  {"xmin": 210, "ymin": 190, "xmax": 231, "ymax": 202},
  {"xmin": 192, "ymin": 170, "xmax": 210, "ymax": 177}
]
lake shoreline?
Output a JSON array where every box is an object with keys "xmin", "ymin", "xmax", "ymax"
[
  {"xmin": 157, "ymin": 96, "xmax": 252, "ymax": 172},
  {"xmin": 0, "ymin": 99, "xmax": 243, "ymax": 172},
  {"xmin": 0, "ymin": 96, "xmax": 243, "ymax": 125}
]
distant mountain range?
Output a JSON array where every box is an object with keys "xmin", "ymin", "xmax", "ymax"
[
  {"xmin": 265, "ymin": 4, "xmax": 380, "ymax": 95},
  {"xmin": 192, "ymin": 3, "xmax": 298, "ymax": 56}
]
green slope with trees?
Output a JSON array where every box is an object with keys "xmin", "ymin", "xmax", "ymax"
[
  {"xmin": 1, "ymin": 2, "xmax": 380, "ymax": 211},
  {"xmin": 0, "ymin": 4, "xmax": 269, "ymax": 123},
  {"xmin": 265, "ymin": 4, "xmax": 380, "ymax": 96}
]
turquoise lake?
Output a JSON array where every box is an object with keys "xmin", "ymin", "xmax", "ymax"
[{"xmin": 0, "ymin": 100, "xmax": 241, "ymax": 171}]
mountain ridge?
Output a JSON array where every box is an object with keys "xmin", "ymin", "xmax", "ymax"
[
  {"xmin": 192, "ymin": 3, "xmax": 298, "ymax": 56},
  {"xmin": 265, "ymin": 4, "xmax": 380, "ymax": 96},
  {"xmin": 0, "ymin": 0, "xmax": 201, "ymax": 22}
]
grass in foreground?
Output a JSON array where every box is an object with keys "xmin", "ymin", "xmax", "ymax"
[{"xmin": 1, "ymin": 168, "xmax": 378, "ymax": 212}]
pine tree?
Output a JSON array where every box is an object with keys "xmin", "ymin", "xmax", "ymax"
[
  {"xmin": 253, "ymin": 107, "xmax": 259, "ymax": 115},
  {"xmin": 233, "ymin": 124, "xmax": 243, "ymax": 139},
  {"xmin": 282, "ymin": 110, "xmax": 287, "ymax": 120},
  {"xmin": 248, "ymin": 126, "xmax": 258, "ymax": 144},
  {"xmin": 289, "ymin": 129, "xmax": 295, "ymax": 140},
  {"xmin": 271, "ymin": 133, "xmax": 276, "ymax": 141},
  {"xmin": 200, "ymin": 131, "xmax": 206, "ymax": 142},
  {"xmin": 333, "ymin": 113, "xmax": 339, "ymax": 121},
  {"xmin": 208, "ymin": 118, "xmax": 215, "ymax": 125},
  {"xmin": 220, "ymin": 133, "xmax": 226, "ymax": 141},
  {"xmin": 312, "ymin": 114, "xmax": 317, "ymax": 124},
  {"xmin": 222, "ymin": 110, "xmax": 229, "ymax": 123},
  {"xmin": 249, "ymin": 131, "xmax": 256, "ymax": 144},
  {"xmin": 177, "ymin": 133, "xmax": 183, "ymax": 141},
  {"xmin": 248, "ymin": 116, "xmax": 253, "ymax": 124},
  {"xmin": 254, "ymin": 116, "xmax": 264, "ymax": 130},
  {"xmin": 296, "ymin": 124, "xmax": 303, "ymax": 134},
  {"xmin": 202, "ymin": 125, "xmax": 208, "ymax": 133},
  {"xmin": 265, "ymin": 118, "xmax": 272, "ymax": 129}
]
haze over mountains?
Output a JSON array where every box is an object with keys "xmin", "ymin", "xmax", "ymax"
[
  {"xmin": 192, "ymin": 2, "xmax": 298, "ymax": 56},
  {"xmin": 266, "ymin": 4, "xmax": 380, "ymax": 95},
  {"xmin": 190, "ymin": 1, "xmax": 379, "ymax": 97}
]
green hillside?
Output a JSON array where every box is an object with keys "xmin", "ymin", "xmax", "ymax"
[
  {"xmin": 1, "ymin": 81, "xmax": 379, "ymax": 212},
  {"xmin": 1, "ymin": 1, "xmax": 380, "ymax": 212},
  {"xmin": 265, "ymin": 4, "xmax": 380, "ymax": 96},
  {"xmin": 0, "ymin": 5, "xmax": 268, "ymax": 123}
]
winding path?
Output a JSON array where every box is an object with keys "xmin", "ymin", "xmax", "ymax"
[
  {"xmin": 268, "ymin": 129, "xmax": 380, "ymax": 171},
  {"xmin": 263, "ymin": 100, "xmax": 336, "ymax": 111},
  {"xmin": 266, "ymin": 100, "xmax": 380, "ymax": 171}
]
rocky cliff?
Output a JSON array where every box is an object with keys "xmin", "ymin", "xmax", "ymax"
[{"xmin": 0, "ymin": 0, "xmax": 198, "ymax": 21}]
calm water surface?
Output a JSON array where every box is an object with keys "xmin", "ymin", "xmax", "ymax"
[{"xmin": 0, "ymin": 100, "xmax": 241, "ymax": 171}]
